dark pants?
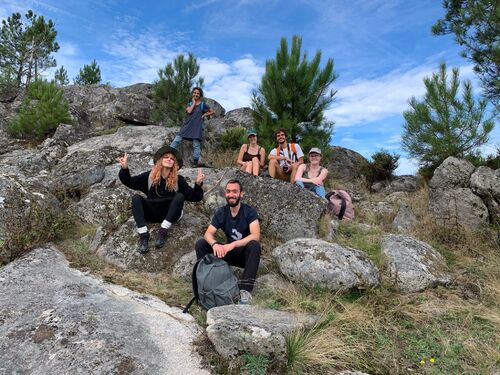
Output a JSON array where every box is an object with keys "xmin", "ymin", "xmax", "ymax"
[
  {"xmin": 131, "ymin": 193, "xmax": 185, "ymax": 228},
  {"xmin": 195, "ymin": 238, "xmax": 261, "ymax": 292}
]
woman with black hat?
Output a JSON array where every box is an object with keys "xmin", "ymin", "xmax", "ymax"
[{"xmin": 118, "ymin": 145, "xmax": 204, "ymax": 254}]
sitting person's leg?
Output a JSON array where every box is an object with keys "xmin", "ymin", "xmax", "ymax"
[
  {"xmin": 131, "ymin": 194, "xmax": 156, "ymax": 253},
  {"xmin": 290, "ymin": 163, "xmax": 300, "ymax": 184},
  {"xmin": 155, "ymin": 193, "xmax": 185, "ymax": 248},
  {"xmin": 269, "ymin": 159, "xmax": 290, "ymax": 181},
  {"xmin": 295, "ymin": 180, "xmax": 305, "ymax": 188},
  {"xmin": 313, "ymin": 185, "xmax": 326, "ymax": 198},
  {"xmin": 244, "ymin": 161, "xmax": 253, "ymax": 174},
  {"xmin": 195, "ymin": 238, "xmax": 212, "ymax": 260},
  {"xmin": 251, "ymin": 157, "xmax": 260, "ymax": 176},
  {"xmin": 223, "ymin": 240, "xmax": 261, "ymax": 292}
]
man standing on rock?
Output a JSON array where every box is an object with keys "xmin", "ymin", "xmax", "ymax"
[
  {"xmin": 268, "ymin": 128, "xmax": 304, "ymax": 183},
  {"xmin": 170, "ymin": 87, "xmax": 215, "ymax": 167},
  {"xmin": 195, "ymin": 179, "xmax": 261, "ymax": 304}
]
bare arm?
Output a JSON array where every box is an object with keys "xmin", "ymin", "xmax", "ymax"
[
  {"xmin": 201, "ymin": 108, "xmax": 215, "ymax": 118},
  {"xmin": 185, "ymin": 100, "xmax": 197, "ymax": 114},
  {"xmin": 259, "ymin": 147, "xmax": 266, "ymax": 167},
  {"xmin": 236, "ymin": 145, "xmax": 247, "ymax": 167},
  {"xmin": 294, "ymin": 164, "xmax": 306, "ymax": 182},
  {"xmin": 226, "ymin": 219, "xmax": 260, "ymax": 251}
]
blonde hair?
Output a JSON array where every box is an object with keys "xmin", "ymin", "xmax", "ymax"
[{"xmin": 151, "ymin": 153, "xmax": 179, "ymax": 191}]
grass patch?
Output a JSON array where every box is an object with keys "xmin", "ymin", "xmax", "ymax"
[{"xmin": 334, "ymin": 221, "xmax": 384, "ymax": 266}]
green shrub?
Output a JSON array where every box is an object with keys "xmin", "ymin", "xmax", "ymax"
[
  {"xmin": 220, "ymin": 127, "xmax": 246, "ymax": 150},
  {"xmin": 361, "ymin": 149, "xmax": 400, "ymax": 186},
  {"xmin": 466, "ymin": 146, "xmax": 500, "ymax": 170},
  {"xmin": 7, "ymin": 79, "xmax": 72, "ymax": 139}
]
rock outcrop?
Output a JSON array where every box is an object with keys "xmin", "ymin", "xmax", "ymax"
[
  {"xmin": 326, "ymin": 146, "xmax": 367, "ymax": 180},
  {"xmin": 272, "ymin": 238, "xmax": 379, "ymax": 291},
  {"xmin": 381, "ymin": 234, "xmax": 451, "ymax": 293},
  {"xmin": 428, "ymin": 157, "xmax": 491, "ymax": 227},
  {"xmin": 0, "ymin": 247, "xmax": 208, "ymax": 374}
]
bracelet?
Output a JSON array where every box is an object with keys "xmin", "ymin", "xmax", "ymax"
[{"xmin": 210, "ymin": 241, "xmax": 220, "ymax": 248}]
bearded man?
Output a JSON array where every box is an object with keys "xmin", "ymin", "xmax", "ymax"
[{"xmin": 194, "ymin": 179, "xmax": 261, "ymax": 304}]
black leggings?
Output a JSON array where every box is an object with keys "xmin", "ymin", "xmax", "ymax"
[
  {"xmin": 195, "ymin": 238, "xmax": 261, "ymax": 292},
  {"xmin": 131, "ymin": 193, "xmax": 185, "ymax": 228}
]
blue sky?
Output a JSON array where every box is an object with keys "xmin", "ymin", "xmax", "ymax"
[{"xmin": 1, "ymin": 0, "xmax": 498, "ymax": 174}]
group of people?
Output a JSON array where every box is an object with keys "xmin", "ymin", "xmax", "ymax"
[
  {"xmin": 237, "ymin": 127, "xmax": 329, "ymax": 198},
  {"xmin": 117, "ymin": 89, "xmax": 331, "ymax": 305},
  {"xmin": 118, "ymin": 147, "xmax": 259, "ymax": 304}
]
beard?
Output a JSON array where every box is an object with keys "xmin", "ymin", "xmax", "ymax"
[{"xmin": 226, "ymin": 196, "xmax": 241, "ymax": 207}]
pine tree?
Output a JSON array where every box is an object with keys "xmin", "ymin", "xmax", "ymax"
[
  {"xmin": 402, "ymin": 62, "xmax": 495, "ymax": 176},
  {"xmin": 251, "ymin": 35, "xmax": 337, "ymax": 152},
  {"xmin": 53, "ymin": 65, "xmax": 69, "ymax": 85},
  {"xmin": 152, "ymin": 53, "xmax": 204, "ymax": 126},
  {"xmin": 7, "ymin": 79, "xmax": 72, "ymax": 139},
  {"xmin": 0, "ymin": 10, "xmax": 59, "ymax": 87},
  {"xmin": 433, "ymin": 0, "xmax": 499, "ymax": 103},
  {"xmin": 73, "ymin": 59, "xmax": 101, "ymax": 85}
]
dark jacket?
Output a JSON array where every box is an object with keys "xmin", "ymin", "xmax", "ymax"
[{"xmin": 119, "ymin": 168, "xmax": 203, "ymax": 202}]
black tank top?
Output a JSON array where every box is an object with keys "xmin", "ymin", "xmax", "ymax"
[{"xmin": 242, "ymin": 144, "xmax": 261, "ymax": 162}]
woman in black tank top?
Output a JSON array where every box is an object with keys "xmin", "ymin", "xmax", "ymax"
[{"xmin": 237, "ymin": 129, "xmax": 266, "ymax": 176}]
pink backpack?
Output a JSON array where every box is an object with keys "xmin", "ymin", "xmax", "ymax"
[{"xmin": 326, "ymin": 190, "xmax": 355, "ymax": 221}]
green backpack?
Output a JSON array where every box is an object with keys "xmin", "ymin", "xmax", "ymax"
[{"xmin": 183, "ymin": 253, "xmax": 239, "ymax": 312}]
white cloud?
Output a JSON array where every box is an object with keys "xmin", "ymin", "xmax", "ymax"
[
  {"xmin": 202, "ymin": 57, "xmax": 264, "ymax": 110},
  {"xmin": 327, "ymin": 62, "xmax": 475, "ymax": 127},
  {"xmin": 395, "ymin": 156, "xmax": 419, "ymax": 175}
]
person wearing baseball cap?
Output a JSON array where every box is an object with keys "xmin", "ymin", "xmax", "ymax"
[
  {"xmin": 236, "ymin": 129, "xmax": 266, "ymax": 176},
  {"xmin": 118, "ymin": 145, "xmax": 205, "ymax": 254},
  {"xmin": 294, "ymin": 147, "xmax": 328, "ymax": 198}
]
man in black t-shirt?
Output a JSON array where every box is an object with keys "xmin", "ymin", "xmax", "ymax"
[{"xmin": 195, "ymin": 179, "xmax": 261, "ymax": 304}]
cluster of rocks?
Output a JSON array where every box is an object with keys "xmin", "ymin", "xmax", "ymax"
[
  {"xmin": 429, "ymin": 156, "xmax": 500, "ymax": 226},
  {"xmin": 0, "ymin": 84, "xmax": 497, "ymax": 373}
]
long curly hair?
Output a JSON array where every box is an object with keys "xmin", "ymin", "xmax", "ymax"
[{"xmin": 151, "ymin": 153, "xmax": 179, "ymax": 191}]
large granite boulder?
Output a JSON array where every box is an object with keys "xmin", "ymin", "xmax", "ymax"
[
  {"xmin": 428, "ymin": 187, "xmax": 489, "ymax": 227},
  {"xmin": 381, "ymin": 234, "xmax": 451, "ymax": 293},
  {"xmin": 470, "ymin": 166, "xmax": 500, "ymax": 224},
  {"xmin": 0, "ymin": 173, "xmax": 61, "ymax": 265},
  {"xmin": 182, "ymin": 168, "xmax": 327, "ymax": 242},
  {"xmin": 0, "ymin": 247, "xmax": 208, "ymax": 374},
  {"xmin": 272, "ymin": 238, "xmax": 379, "ymax": 291},
  {"xmin": 206, "ymin": 305, "xmax": 317, "ymax": 359},
  {"xmin": 95, "ymin": 206, "xmax": 208, "ymax": 272},
  {"xmin": 428, "ymin": 157, "xmax": 491, "ymax": 227},
  {"xmin": 62, "ymin": 84, "xmax": 155, "ymax": 133},
  {"xmin": 326, "ymin": 146, "xmax": 367, "ymax": 180},
  {"xmin": 429, "ymin": 157, "xmax": 475, "ymax": 190}
]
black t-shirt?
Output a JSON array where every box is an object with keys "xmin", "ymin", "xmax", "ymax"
[{"xmin": 211, "ymin": 203, "xmax": 259, "ymax": 243}]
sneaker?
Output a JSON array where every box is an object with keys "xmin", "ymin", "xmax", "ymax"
[
  {"xmin": 239, "ymin": 290, "xmax": 252, "ymax": 305},
  {"xmin": 155, "ymin": 228, "xmax": 168, "ymax": 249},
  {"xmin": 137, "ymin": 232, "xmax": 150, "ymax": 254}
]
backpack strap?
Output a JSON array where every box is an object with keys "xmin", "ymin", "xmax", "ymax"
[
  {"xmin": 200, "ymin": 101, "xmax": 204, "ymax": 112},
  {"xmin": 337, "ymin": 191, "xmax": 347, "ymax": 220},
  {"xmin": 183, "ymin": 258, "xmax": 202, "ymax": 313}
]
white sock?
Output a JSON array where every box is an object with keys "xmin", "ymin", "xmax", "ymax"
[
  {"xmin": 161, "ymin": 220, "xmax": 172, "ymax": 230},
  {"xmin": 137, "ymin": 226, "xmax": 148, "ymax": 234}
]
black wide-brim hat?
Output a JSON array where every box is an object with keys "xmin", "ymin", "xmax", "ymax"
[{"xmin": 153, "ymin": 145, "xmax": 183, "ymax": 168}]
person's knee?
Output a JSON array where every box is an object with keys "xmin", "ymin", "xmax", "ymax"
[
  {"xmin": 269, "ymin": 159, "xmax": 278, "ymax": 167},
  {"xmin": 247, "ymin": 240, "xmax": 261, "ymax": 255},
  {"xmin": 195, "ymin": 238, "xmax": 210, "ymax": 257},
  {"xmin": 173, "ymin": 192, "xmax": 185, "ymax": 204},
  {"xmin": 132, "ymin": 194, "xmax": 142, "ymax": 204}
]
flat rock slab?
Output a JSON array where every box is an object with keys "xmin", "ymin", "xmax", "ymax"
[
  {"xmin": 206, "ymin": 305, "xmax": 317, "ymax": 359},
  {"xmin": 0, "ymin": 246, "xmax": 208, "ymax": 375}
]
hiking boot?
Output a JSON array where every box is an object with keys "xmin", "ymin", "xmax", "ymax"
[
  {"xmin": 238, "ymin": 290, "xmax": 252, "ymax": 305},
  {"xmin": 137, "ymin": 232, "xmax": 150, "ymax": 254},
  {"xmin": 155, "ymin": 228, "xmax": 168, "ymax": 249}
]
